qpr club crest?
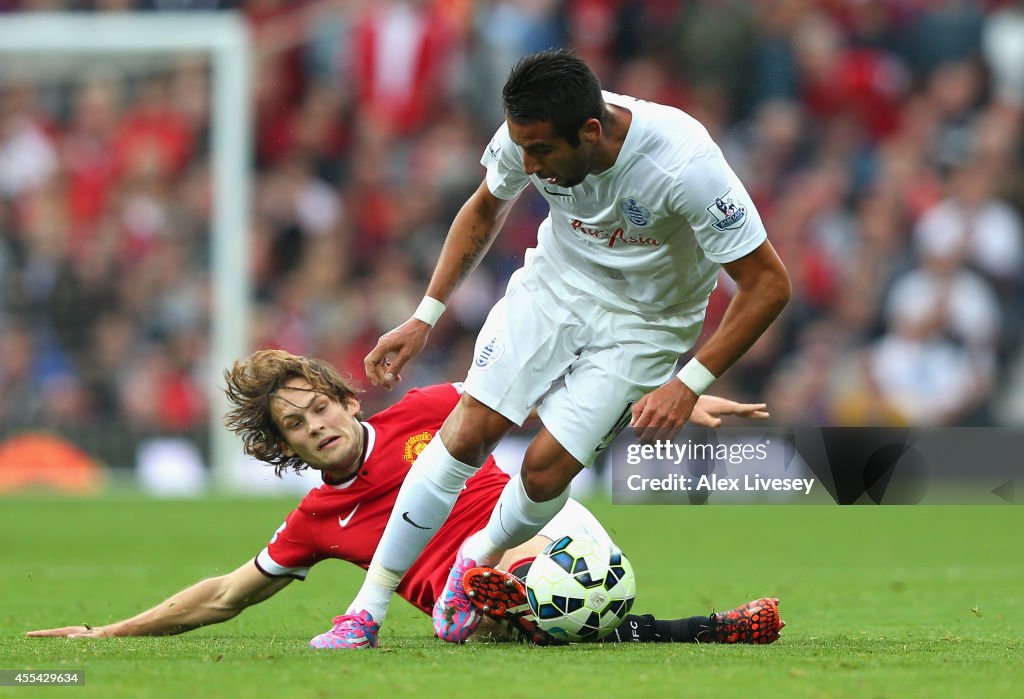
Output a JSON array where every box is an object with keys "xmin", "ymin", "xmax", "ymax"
[
  {"xmin": 619, "ymin": 196, "xmax": 653, "ymax": 227},
  {"xmin": 473, "ymin": 336, "xmax": 504, "ymax": 370},
  {"xmin": 707, "ymin": 189, "xmax": 747, "ymax": 231}
]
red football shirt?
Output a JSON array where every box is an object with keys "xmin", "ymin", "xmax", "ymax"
[{"xmin": 254, "ymin": 383, "xmax": 510, "ymax": 614}]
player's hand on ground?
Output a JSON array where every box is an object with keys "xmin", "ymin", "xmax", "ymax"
[
  {"xmin": 26, "ymin": 625, "xmax": 108, "ymax": 639},
  {"xmin": 364, "ymin": 318, "xmax": 431, "ymax": 390},
  {"xmin": 630, "ymin": 380, "xmax": 699, "ymax": 443},
  {"xmin": 690, "ymin": 395, "xmax": 769, "ymax": 428}
]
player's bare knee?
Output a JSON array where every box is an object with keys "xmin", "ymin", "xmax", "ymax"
[
  {"xmin": 521, "ymin": 432, "xmax": 583, "ymax": 501},
  {"xmin": 520, "ymin": 468, "xmax": 570, "ymax": 502}
]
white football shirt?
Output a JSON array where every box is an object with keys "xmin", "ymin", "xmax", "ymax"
[{"xmin": 481, "ymin": 91, "xmax": 767, "ymax": 314}]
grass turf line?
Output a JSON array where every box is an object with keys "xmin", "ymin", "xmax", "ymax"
[{"xmin": 1, "ymin": 498, "xmax": 1021, "ymax": 698}]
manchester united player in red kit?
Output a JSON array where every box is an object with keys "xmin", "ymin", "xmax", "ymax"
[{"xmin": 27, "ymin": 350, "xmax": 783, "ymax": 646}]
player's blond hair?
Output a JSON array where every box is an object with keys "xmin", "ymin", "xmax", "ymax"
[{"xmin": 223, "ymin": 349, "xmax": 361, "ymax": 476}]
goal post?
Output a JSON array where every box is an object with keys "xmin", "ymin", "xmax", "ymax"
[{"xmin": 0, "ymin": 12, "xmax": 252, "ymax": 487}]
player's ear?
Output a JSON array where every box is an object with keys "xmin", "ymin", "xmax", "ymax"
[
  {"xmin": 580, "ymin": 118, "xmax": 601, "ymax": 145},
  {"xmin": 343, "ymin": 395, "xmax": 361, "ymax": 415},
  {"xmin": 280, "ymin": 438, "xmax": 296, "ymax": 458}
]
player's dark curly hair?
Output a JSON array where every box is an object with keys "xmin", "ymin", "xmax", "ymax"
[
  {"xmin": 223, "ymin": 349, "xmax": 361, "ymax": 476},
  {"xmin": 502, "ymin": 48, "xmax": 607, "ymax": 147}
]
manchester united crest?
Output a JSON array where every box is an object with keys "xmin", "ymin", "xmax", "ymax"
[{"xmin": 403, "ymin": 431, "xmax": 433, "ymax": 464}]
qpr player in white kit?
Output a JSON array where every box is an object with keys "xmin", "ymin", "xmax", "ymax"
[{"xmin": 310, "ymin": 49, "xmax": 790, "ymax": 649}]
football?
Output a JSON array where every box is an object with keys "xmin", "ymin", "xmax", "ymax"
[{"xmin": 524, "ymin": 534, "xmax": 636, "ymax": 642}]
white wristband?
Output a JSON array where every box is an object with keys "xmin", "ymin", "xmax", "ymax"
[
  {"xmin": 676, "ymin": 358, "xmax": 716, "ymax": 395},
  {"xmin": 412, "ymin": 296, "xmax": 446, "ymax": 326}
]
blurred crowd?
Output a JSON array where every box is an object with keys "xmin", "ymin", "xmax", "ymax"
[{"xmin": 2, "ymin": 0, "xmax": 1024, "ymax": 464}]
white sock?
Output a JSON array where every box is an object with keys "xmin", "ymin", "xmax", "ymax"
[
  {"xmin": 462, "ymin": 474, "xmax": 570, "ymax": 566},
  {"xmin": 346, "ymin": 436, "xmax": 476, "ymax": 622},
  {"xmin": 346, "ymin": 562, "xmax": 401, "ymax": 623}
]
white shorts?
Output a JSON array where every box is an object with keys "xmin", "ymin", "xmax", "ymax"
[
  {"xmin": 463, "ymin": 269, "xmax": 705, "ymax": 466},
  {"xmin": 538, "ymin": 497, "xmax": 613, "ymax": 549}
]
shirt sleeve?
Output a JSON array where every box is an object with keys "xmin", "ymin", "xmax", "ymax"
[
  {"xmin": 254, "ymin": 509, "xmax": 319, "ymax": 580},
  {"xmin": 670, "ymin": 147, "xmax": 767, "ymax": 264},
  {"xmin": 396, "ymin": 383, "xmax": 463, "ymax": 423},
  {"xmin": 480, "ymin": 121, "xmax": 530, "ymax": 201}
]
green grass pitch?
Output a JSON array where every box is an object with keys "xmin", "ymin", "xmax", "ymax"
[{"xmin": 2, "ymin": 497, "xmax": 1021, "ymax": 698}]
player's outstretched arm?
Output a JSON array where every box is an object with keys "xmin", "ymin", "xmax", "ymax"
[
  {"xmin": 524, "ymin": 397, "xmax": 765, "ymax": 429},
  {"xmin": 26, "ymin": 561, "xmax": 291, "ymax": 638},
  {"xmin": 689, "ymin": 395, "xmax": 769, "ymax": 428},
  {"xmin": 524, "ymin": 395, "xmax": 768, "ymax": 428},
  {"xmin": 364, "ymin": 180, "xmax": 517, "ymax": 390}
]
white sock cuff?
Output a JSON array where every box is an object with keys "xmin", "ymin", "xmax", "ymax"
[
  {"xmin": 414, "ymin": 435, "xmax": 477, "ymax": 493},
  {"xmin": 513, "ymin": 474, "xmax": 570, "ymax": 520},
  {"xmin": 365, "ymin": 560, "xmax": 402, "ymax": 592},
  {"xmin": 346, "ymin": 560, "xmax": 402, "ymax": 620}
]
